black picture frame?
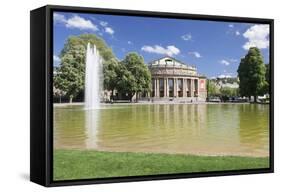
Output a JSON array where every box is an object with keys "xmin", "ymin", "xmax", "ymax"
[{"xmin": 30, "ymin": 4, "xmax": 274, "ymax": 187}]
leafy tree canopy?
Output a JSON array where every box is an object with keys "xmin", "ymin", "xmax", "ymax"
[
  {"xmin": 118, "ymin": 52, "xmax": 152, "ymax": 101},
  {"xmin": 237, "ymin": 47, "xmax": 267, "ymax": 101},
  {"xmin": 54, "ymin": 34, "xmax": 115, "ymax": 102},
  {"xmin": 207, "ymin": 80, "xmax": 221, "ymax": 97},
  {"xmin": 61, "ymin": 34, "xmax": 115, "ymax": 61},
  {"xmin": 220, "ymin": 87, "xmax": 239, "ymax": 97}
]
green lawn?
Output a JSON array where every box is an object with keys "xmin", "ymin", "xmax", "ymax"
[{"xmin": 54, "ymin": 149, "xmax": 269, "ymax": 181}]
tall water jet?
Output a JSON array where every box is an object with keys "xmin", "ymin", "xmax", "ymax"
[{"xmin": 85, "ymin": 43, "xmax": 103, "ymax": 109}]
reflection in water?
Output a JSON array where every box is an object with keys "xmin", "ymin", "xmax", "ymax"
[
  {"xmin": 238, "ymin": 104, "xmax": 269, "ymax": 156},
  {"xmin": 85, "ymin": 109, "xmax": 99, "ymax": 149},
  {"xmin": 54, "ymin": 104, "xmax": 269, "ymax": 157},
  {"xmin": 54, "ymin": 106, "xmax": 87, "ymax": 149}
]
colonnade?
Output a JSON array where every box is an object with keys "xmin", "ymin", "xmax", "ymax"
[{"xmin": 152, "ymin": 77, "xmax": 199, "ymax": 98}]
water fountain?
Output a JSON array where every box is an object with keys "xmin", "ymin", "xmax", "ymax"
[{"xmin": 85, "ymin": 43, "xmax": 103, "ymax": 109}]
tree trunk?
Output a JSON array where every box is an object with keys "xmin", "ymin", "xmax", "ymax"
[
  {"xmin": 129, "ymin": 93, "xmax": 134, "ymax": 103},
  {"xmin": 111, "ymin": 89, "xmax": 114, "ymax": 102},
  {"xmin": 254, "ymin": 95, "xmax": 257, "ymax": 103},
  {"xmin": 69, "ymin": 95, "xmax": 73, "ymax": 103},
  {"xmin": 136, "ymin": 92, "xmax": 138, "ymax": 103}
]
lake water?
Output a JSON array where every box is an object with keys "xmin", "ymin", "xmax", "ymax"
[{"xmin": 54, "ymin": 103, "xmax": 269, "ymax": 157}]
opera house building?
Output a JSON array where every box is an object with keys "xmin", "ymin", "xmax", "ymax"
[{"xmin": 146, "ymin": 56, "xmax": 207, "ymax": 102}]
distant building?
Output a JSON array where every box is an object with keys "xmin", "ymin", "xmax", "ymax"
[
  {"xmin": 220, "ymin": 82, "xmax": 239, "ymax": 89},
  {"xmin": 143, "ymin": 56, "xmax": 207, "ymax": 102},
  {"xmin": 212, "ymin": 77, "xmax": 239, "ymax": 89}
]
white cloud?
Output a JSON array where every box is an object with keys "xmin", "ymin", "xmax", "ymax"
[
  {"xmin": 181, "ymin": 34, "xmax": 192, "ymax": 41},
  {"xmin": 127, "ymin": 41, "xmax": 132, "ymax": 45},
  {"xmin": 54, "ymin": 14, "xmax": 116, "ymax": 37},
  {"xmin": 95, "ymin": 19, "xmax": 115, "ymax": 36},
  {"xmin": 98, "ymin": 21, "xmax": 114, "ymax": 36},
  {"xmin": 167, "ymin": 46, "xmax": 180, "ymax": 55},
  {"xmin": 100, "ymin": 21, "xmax": 108, "ymax": 27},
  {"xmin": 141, "ymin": 45, "xmax": 180, "ymax": 56},
  {"xmin": 65, "ymin": 15, "xmax": 99, "ymax": 31},
  {"xmin": 243, "ymin": 24, "xmax": 269, "ymax": 50},
  {"xmin": 53, "ymin": 55, "xmax": 60, "ymax": 62},
  {"xmin": 220, "ymin": 58, "xmax": 238, "ymax": 66},
  {"xmin": 53, "ymin": 13, "xmax": 99, "ymax": 31},
  {"xmin": 105, "ymin": 27, "xmax": 114, "ymax": 35},
  {"xmin": 226, "ymin": 24, "xmax": 241, "ymax": 36},
  {"xmin": 54, "ymin": 13, "xmax": 66, "ymax": 23},
  {"xmin": 210, "ymin": 73, "xmax": 234, "ymax": 79},
  {"xmin": 188, "ymin": 51, "xmax": 202, "ymax": 58},
  {"xmin": 218, "ymin": 74, "xmax": 232, "ymax": 78},
  {"xmin": 53, "ymin": 55, "xmax": 61, "ymax": 66},
  {"xmin": 220, "ymin": 59, "xmax": 230, "ymax": 66}
]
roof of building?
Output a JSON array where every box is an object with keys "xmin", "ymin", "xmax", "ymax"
[{"xmin": 148, "ymin": 56, "xmax": 196, "ymax": 70}]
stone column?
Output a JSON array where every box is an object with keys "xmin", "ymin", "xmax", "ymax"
[
  {"xmin": 166, "ymin": 78, "xmax": 169, "ymax": 97},
  {"xmin": 155, "ymin": 78, "xmax": 158, "ymax": 97},
  {"xmin": 191, "ymin": 79, "xmax": 194, "ymax": 97},
  {"xmin": 183, "ymin": 78, "xmax": 187, "ymax": 97},
  {"xmin": 157, "ymin": 78, "xmax": 160, "ymax": 97},
  {"xmin": 177, "ymin": 78, "xmax": 179, "ymax": 97},
  {"xmin": 197, "ymin": 79, "xmax": 199, "ymax": 97},
  {"xmin": 154, "ymin": 79, "xmax": 156, "ymax": 97},
  {"xmin": 163, "ymin": 78, "xmax": 166, "ymax": 97},
  {"xmin": 186, "ymin": 79, "xmax": 189, "ymax": 97},
  {"xmin": 173, "ymin": 78, "xmax": 176, "ymax": 97}
]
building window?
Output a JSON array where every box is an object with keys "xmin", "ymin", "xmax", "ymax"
[{"xmin": 165, "ymin": 59, "xmax": 173, "ymax": 65}]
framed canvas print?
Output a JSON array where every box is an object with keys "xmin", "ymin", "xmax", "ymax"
[{"xmin": 30, "ymin": 5, "xmax": 274, "ymax": 187}]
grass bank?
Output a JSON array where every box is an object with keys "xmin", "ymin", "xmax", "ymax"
[{"xmin": 54, "ymin": 149, "xmax": 269, "ymax": 181}]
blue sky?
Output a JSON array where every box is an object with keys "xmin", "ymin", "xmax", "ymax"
[{"xmin": 53, "ymin": 11, "xmax": 270, "ymax": 78}]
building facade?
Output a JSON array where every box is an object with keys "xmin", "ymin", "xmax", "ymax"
[{"xmin": 147, "ymin": 56, "xmax": 207, "ymax": 102}]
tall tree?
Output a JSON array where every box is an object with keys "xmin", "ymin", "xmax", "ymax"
[
  {"xmin": 115, "ymin": 64, "xmax": 137, "ymax": 101},
  {"xmin": 103, "ymin": 58, "xmax": 120, "ymax": 98},
  {"xmin": 237, "ymin": 47, "xmax": 267, "ymax": 102},
  {"xmin": 207, "ymin": 80, "xmax": 220, "ymax": 97},
  {"xmin": 120, "ymin": 53, "xmax": 152, "ymax": 101},
  {"xmin": 54, "ymin": 34, "xmax": 115, "ymax": 102},
  {"xmin": 264, "ymin": 63, "xmax": 270, "ymax": 94},
  {"xmin": 54, "ymin": 44, "xmax": 85, "ymax": 103}
]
